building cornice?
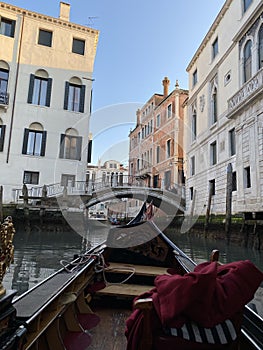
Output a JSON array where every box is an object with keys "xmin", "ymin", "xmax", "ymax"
[
  {"xmin": 0, "ymin": 1, "xmax": 99, "ymax": 36},
  {"xmin": 186, "ymin": 0, "xmax": 232, "ymax": 72}
]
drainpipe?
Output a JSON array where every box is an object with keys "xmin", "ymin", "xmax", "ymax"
[{"xmin": 6, "ymin": 13, "xmax": 25, "ymax": 163}]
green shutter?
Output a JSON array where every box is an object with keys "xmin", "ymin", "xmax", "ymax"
[
  {"xmin": 79, "ymin": 85, "xmax": 86, "ymax": 113},
  {"xmin": 46, "ymin": 78, "xmax": 52, "ymax": 107},
  {"xmin": 59, "ymin": 134, "xmax": 65, "ymax": 158},
  {"xmin": 40, "ymin": 131, "xmax": 47, "ymax": 156},
  {"xmin": 27, "ymin": 74, "xmax": 35, "ymax": 104},
  {"xmin": 0, "ymin": 125, "xmax": 6, "ymax": 152},
  {"xmin": 22, "ymin": 129, "xmax": 29, "ymax": 154},
  {"xmin": 87, "ymin": 139, "xmax": 92, "ymax": 162},
  {"xmin": 63, "ymin": 82, "xmax": 69, "ymax": 110},
  {"xmin": 77, "ymin": 136, "xmax": 82, "ymax": 160}
]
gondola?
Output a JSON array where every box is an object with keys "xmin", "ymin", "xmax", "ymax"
[{"xmin": 0, "ymin": 212, "xmax": 262, "ymax": 350}]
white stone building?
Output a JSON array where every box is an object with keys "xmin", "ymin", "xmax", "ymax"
[
  {"xmin": 86, "ymin": 160, "xmax": 129, "ymax": 219},
  {"xmin": 0, "ymin": 2, "xmax": 98, "ymax": 203},
  {"xmin": 185, "ymin": 0, "xmax": 263, "ymax": 216}
]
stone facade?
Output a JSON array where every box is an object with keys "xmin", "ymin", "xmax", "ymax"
[
  {"xmin": 185, "ymin": 0, "xmax": 263, "ymax": 216},
  {"xmin": 0, "ymin": 2, "xmax": 99, "ymax": 203}
]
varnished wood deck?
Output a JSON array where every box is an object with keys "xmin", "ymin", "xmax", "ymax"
[{"xmin": 88, "ymin": 302, "xmax": 131, "ymax": 350}]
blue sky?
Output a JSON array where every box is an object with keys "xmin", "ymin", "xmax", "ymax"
[{"xmin": 9, "ymin": 0, "xmax": 225, "ymax": 164}]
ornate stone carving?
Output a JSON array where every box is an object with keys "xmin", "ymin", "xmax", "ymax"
[{"xmin": 0, "ymin": 217, "xmax": 15, "ymax": 296}]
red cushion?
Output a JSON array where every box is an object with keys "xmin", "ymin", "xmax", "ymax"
[
  {"xmin": 63, "ymin": 331, "xmax": 91, "ymax": 350},
  {"xmin": 77, "ymin": 313, "xmax": 100, "ymax": 330}
]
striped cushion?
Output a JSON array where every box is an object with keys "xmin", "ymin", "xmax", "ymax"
[{"xmin": 167, "ymin": 319, "xmax": 237, "ymax": 345}]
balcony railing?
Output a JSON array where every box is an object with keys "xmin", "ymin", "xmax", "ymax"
[
  {"xmin": 227, "ymin": 68, "xmax": 263, "ymax": 118},
  {"xmin": 0, "ymin": 92, "xmax": 9, "ymax": 106}
]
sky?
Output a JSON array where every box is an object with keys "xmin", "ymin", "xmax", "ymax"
[{"xmin": 8, "ymin": 0, "xmax": 225, "ymax": 164}]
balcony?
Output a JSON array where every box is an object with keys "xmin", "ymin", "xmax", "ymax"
[
  {"xmin": 0, "ymin": 92, "xmax": 9, "ymax": 108},
  {"xmin": 227, "ymin": 68, "xmax": 263, "ymax": 118}
]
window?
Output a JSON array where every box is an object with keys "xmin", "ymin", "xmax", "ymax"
[
  {"xmin": 27, "ymin": 73, "xmax": 52, "ymax": 107},
  {"xmin": 210, "ymin": 141, "xmax": 217, "ymax": 165},
  {"xmin": 59, "ymin": 134, "xmax": 82, "ymax": 160},
  {"xmin": 22, "ymin": 128, "xmax": 47, "ymax": 156},
  {"xmin": 38, "ymin": 29, "xmax": 52, "ymax": 47},
  {"xmin": 0, "ymin": 68, "xmax": 9, "ymax": 104},
  {"xmin": 156, "ymin": 145, "xmax": 160, "ymax": 163},
  {"xmin": 244, "ymin": 166, "xmax": 251, "ymax": 188},
  {"xmin": 209, "ymin": 179, "xmax": 215, "ymax": 196},
  {"xmin": 211, "ymin": 87, "xmax": 217, "ymax": 124},
  {"xmin": 190, "ymin": 187, "xmax": 194, "ymax": 200},
  {"xmin": 190, "ymin": 156, "xmax": 195, "ymax": 176},
  {"xmin": 0, "ymin": 17, "xmax": 15, "ymax": 37},
  {"xmin": 191, "ymin": 113, "xmax": 197, "ymax": 141},
  {"xmin": 193, "ymin": 69, "xmax": 197, "ymax": 87},
  {"xmin": 243, "ymin": 0, "xmax": 252, "ymax": 13},
  {"xmin": 72, "ymin": 38, "xmax": 85, "ymax": 55},
  {"xmin": 232, "ymin": 171, "xmax": 237, "ymax": 191},
  {"xmin": 0, "ymin": 125, "xmax": 6, "ymax": 151},
  {"xmin": 229, "ymin": 128, "xmax": 236, "ymax": 156},
  {"xmin": 212, "ymin": 37, "xmax": 218, "ymax": 59},
  {"xmin": 64, "ymin": 82, "xmax": 85, "ymax": 112},
  {"xmin": 166, "ymin": 139, "xmax": 171, "ymax": 158},
  {"xmin": 156, "ymin": 114, "xmax": 160, "ymax": 127},
  {"xmin": 258, "ymin": 25, "xmax": 263, "ymax": 70},
  {"xmin": 244, "ymin": 40, "xmax": 252, "ymax": 83},
  {"xmin": 23, "ymin": 171, "xmax": 39, "ymax": 185},
  {"xmin": 167, "ymin": 104, "xmax": 172, "ymax": 118},
  {"xmin": 61, "ymin": 174, "xmax": 75, "ymax": 187}
]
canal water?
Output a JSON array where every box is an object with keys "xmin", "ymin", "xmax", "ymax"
[{"xmin": 4, "ymin": 219, "xmax": 263, "ymax": 317}]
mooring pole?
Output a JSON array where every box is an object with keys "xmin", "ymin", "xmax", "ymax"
[
  {"xmin": 204, "ymin": 183, "xmax": 213, "ymax": 237},
  {"xmin": 0, "ymin": 186, "xmax": 3, "ymax": 223},
  {"xmin": 225, "ymin": 163, "xmax": 233, "ymax": 243}
]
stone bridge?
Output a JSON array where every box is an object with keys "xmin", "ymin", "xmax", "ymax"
[{"xmin": 13, "ymin": 176, "xmax": 185, "ymax": 215}]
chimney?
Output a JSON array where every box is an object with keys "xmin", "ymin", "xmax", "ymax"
[
  {"xmin": 162, "ymin": 77, "xmax": 170, "ymax": 97},
  {"xmin": 136, "ymin": 109, "xmax": 141, "ymax": 125},
  {"xmin": 59, "ymin": 2, "xmax": 70, "ymax": 21}
]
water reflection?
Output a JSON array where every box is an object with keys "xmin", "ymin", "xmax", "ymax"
[{"xmin": 4, "ymin": 220, "xmax": 263, "ymax": 318}]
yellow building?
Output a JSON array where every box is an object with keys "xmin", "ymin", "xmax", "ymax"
[{"xmin": 0, "ymin": 2, "xmax": 99, "ymax": 202}]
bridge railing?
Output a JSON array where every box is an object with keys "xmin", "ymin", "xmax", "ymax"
[{"xmin": 12, "ymin": 175, "xmax": 185, "ymax": 203}]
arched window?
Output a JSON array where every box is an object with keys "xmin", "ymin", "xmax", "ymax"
[
  {"xmin": 211, "ymin": 83, "xmax": 218, "ymax": 124},
  {"xmin": 28, "ymin": 69, "xmax": 52, "ymax": 106},
  {"xmin": 59, "ymin": 128, "xmax": 82, "ymax": 160},
  {"xmin": 0, "ymin": 60, "xmax": 9, "ymax": 105},
  {"xmin": 191, "ymin": 103, "xmax": 197, "ymax": 141},
  {"xmin": 64, "ymin": 77, "xmax": 86, "ymax": 113},
  {"xmin": 244, "ymin": 40, "xmax": 252, "ymax": 82},
  {"xmin": 22, "ymin": 122, "xmax": 47, "ymax": 156},
  {"xmin": 258, "ymin": 25, "xmax": 263, "ymax": 70}
]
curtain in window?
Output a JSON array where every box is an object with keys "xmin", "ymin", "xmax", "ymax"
[
  {"xmin": 22, "ymin": 129, "xmax": 47, "ymax": 156},
  {"xmin": 64, "ymin": 82, "xmax": 86, "ymax": 112},
  {"xmin": 27, "ymin": 74, "xmax": 52, "ymax": 106}
]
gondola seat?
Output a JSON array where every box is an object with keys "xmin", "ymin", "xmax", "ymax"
[{"xmin": 127, "ymin": 257, "xmax": 263, "ymax": 350}]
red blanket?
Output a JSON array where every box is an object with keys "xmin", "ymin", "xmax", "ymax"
[{"xmin": 125, "ymin": 260, "xmax": 263, "ymax": 350}]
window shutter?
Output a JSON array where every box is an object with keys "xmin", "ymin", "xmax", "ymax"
[
  {"xmin": 22, "ymin": 129, "xmax": 29, "ymax": 154},
  {"xmin": 46, "ymin": 78, "xmax": 52, "ymax": 107},
  {"xmin": 59, "ymin": 134, "xmax": 65, "ymax": 158},
  {"xmin": 87, "ymin": 139, "xmax": 92, "ymax": 163},
  {"xmin": 27, "ymin": 74, "xmax": 35, "ymax": 104},
  {"xmin": 63, "ymin": 82, "xmax": 69, "ymax": 110},
  {"xmin": 76, "ymin": 136, "xmax": 82, "ymax": 161},
  {"xmin": 79, "ymin": 85, "xmax": 86, "ymax": 113},
  {"xmin": 89, "ymin": 89, "xmax": 93, "ymax": 114},
  {"xmin": 11, "ymin": 20, "xmax": 16, "ymax": 37},
  {"xmin": 0, "ymin": 125, "xmax": 6, "ymax": 152},
  {"xmin": 40, "ymin": 131, "xmax": 47, "ymax": 156}
]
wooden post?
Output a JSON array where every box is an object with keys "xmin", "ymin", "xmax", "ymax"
[
  {"xmin": 225, "ymin": 163, "xmax": 233, "ymax": 243},
  {"xmin": 0, "ymin": 186, "xmax": 3, "ymax": 223},
  {"xmin": 204, "ymin": 183, "xmax": 213, "ymax": 237}
]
